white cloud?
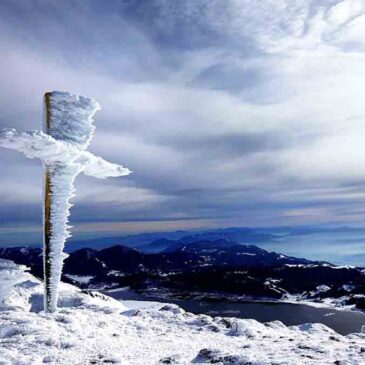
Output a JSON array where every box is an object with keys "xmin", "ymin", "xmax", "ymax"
[{"xmin": 1, "ymin": 0, "xmax": 365, "ymax": 231}]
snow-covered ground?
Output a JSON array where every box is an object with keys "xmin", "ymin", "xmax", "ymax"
[
  {"xmin": 1, "ymin": 259, "xmax": 365, "ymax": 364},
  {"xmin": 282, "ymin": 293, "xmax": 362, "ymax": 312}
]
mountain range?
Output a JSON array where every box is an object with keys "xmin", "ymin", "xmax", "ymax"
[
  {"xmin": 12, "ymin": 225, "xmax": 365, "ymax": 265},
  {"xmin": 63, "ymin": 227, "xmax": 280, "ymax": 252},
  {"xmin": 1, "ymin": 238, "xmax": 365, "ymax": 309},
  {"xmin": 62, "ymin": 225, "xmax": 365, "ymax": 252}
]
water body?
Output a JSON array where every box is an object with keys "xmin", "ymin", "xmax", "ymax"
[{"xmin": 107, "ymin": 289, "xmax": 365, "ymax": 335}]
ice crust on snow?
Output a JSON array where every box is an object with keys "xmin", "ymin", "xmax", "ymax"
[
  {"xmin": 0, "ymin": 91, "xmax": 131, "ymax": 313},
  {"xmin": 1, "ymin": 259, "xmax": 365, "ymax": 365}
]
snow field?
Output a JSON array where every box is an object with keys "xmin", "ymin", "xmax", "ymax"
[{"xmin": 1, "ymin": 259, "xmax": 365, "ymax": 364}]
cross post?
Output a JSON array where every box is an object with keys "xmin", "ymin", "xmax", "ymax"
[{"xmin": 0, "ymin": 91, "xmax": 131, "ymax": 313}]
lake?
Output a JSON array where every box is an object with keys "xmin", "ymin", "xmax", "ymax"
[{"xmin": 106, "ymin": 289, "xmax": 365, "ymax": 335}]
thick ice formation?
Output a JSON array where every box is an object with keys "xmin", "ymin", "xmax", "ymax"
[
  {"xmin": 44, "ymin": 91, "xmax": 99, "ymax": 149},
  {"xmin": 0, "ymin": 91, "xmax": 131, "ymax": 313},
  {"xmin": 0, "ymin": 129, "xmax": 130, "ymax": 177}
]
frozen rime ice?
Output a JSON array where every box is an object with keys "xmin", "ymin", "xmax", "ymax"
[
  {"xmin": 0, "ymin": 129, "xmax": 130, "ymax": 177},
  {"xmin": 0, "ymin": 91, "xmax": 131, "ymax": 313},
  {"xmin": 45, "ymin": 91, "xmax": 99, "ymax": 149}
]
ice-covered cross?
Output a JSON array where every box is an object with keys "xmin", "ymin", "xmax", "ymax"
[{"xmin": 0, "ymin": 91, "xmax": 131, "ymax": 313}]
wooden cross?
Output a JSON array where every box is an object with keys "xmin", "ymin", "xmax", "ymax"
[{"xmin": 0, "ymin": 91, "xmax": 131, "ymax": 312}]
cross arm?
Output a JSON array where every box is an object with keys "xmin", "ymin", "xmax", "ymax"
[
  {"xmin": 77, "ymin": 151, "xmax": 132, "ymax": 178},
  {"xmin": 0, "ymin": 129, "xmax": 82, "ymax": 163},
  {"xmin": 0, "ymin": 129, "xmax": 131, "ymax": 178},
  {"xmin": 0, "ymin": 129, "xmax": 81, "ymax": 164}
]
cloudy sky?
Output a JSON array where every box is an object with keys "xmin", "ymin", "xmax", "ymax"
[{"xmin": 1, "ymin": 0, "xmax": 365, "ymax": 246}]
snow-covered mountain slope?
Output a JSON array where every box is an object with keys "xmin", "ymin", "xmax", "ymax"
[
  {"xmin": 1, "ymin": 259, "xmax": 365, "ymax": 365},
  {"xmin": 3, "ymin": 245, "xmax": 364, "ymax": 308}
]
